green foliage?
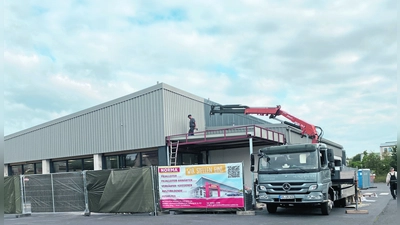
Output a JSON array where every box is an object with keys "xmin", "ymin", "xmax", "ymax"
[
  {"xmin": 374, "ymin": 175, "xmax": 387, "ymax": 183},
  {"xmin": 352, "ymin": 153, "xmax": 362, "ymax": 162},
  {"xmin": 362, "ymin": 151, "xmax": 383, "ymax": 175},
  {"xmin": 391, "ymin": 145, "xmax": 397, "ymax": 170},
  {"xmin": 348, "ymin": 145, "xmax": 397, "ymax": 176},
  {"xmin": 348, "ymin": 160, "xmax": 362, "ymax": 168}
]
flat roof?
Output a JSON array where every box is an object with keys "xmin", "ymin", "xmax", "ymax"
[{"xmin": 166, "ymin": 125, "xmax": 285, "ymax": 152}]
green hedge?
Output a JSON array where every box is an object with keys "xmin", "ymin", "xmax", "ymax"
[{"xmin": 373, "ymin": 175, "xmax": 386, "ymax": 183}]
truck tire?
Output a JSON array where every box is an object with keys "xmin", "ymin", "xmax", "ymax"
[
  {"xmin": 334, "ymin": 198, "xmax": 346, "ymax": 208},
  {"xmin": 266, "ymin": 204, "xmax": 278, "ymax": 213},
  {"xmin": 321, "ymin": 199, "xmax": 333, "ymax": 215}
]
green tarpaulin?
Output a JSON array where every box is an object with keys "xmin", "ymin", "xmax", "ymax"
[
  {"xmin": 86, "ymin": 167, "xmax": 155, "ymax": 213},
  {"xmin": 4, "ymin": 176, "xmax": 22, "ymax": 214}
]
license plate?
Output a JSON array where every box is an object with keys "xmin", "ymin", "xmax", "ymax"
[{"xmin": 279, "ymin": 195, "xmax": 294, "ymax": 199}]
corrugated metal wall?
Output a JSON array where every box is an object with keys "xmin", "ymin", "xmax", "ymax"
[
  {"xmin": 162, "ymin": 85, "xmax": 206, "ymax": 135},
  {"xmin": 5, "ymin": 85, "xmax": 166, "ymax": 163},
  {"xmin": 6, "ymin": 83, "xmax": 266, "ymax": 164}
]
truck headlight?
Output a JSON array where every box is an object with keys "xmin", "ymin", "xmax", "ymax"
[
  {"xmin": 308, "ymin": 184, "xmax": 318, "ymax": 191},
  {"xmin": 258, "ymin": 185, "xmax": 267, "ymax": 191}
]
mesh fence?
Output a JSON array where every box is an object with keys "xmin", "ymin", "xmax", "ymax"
[
  {"xmin": 22, "ymin": 172, "xmax": 85, "ymax": 212},
  {"xmin": 52, "ymin": 173, "xmax": 85, "ymax": 212}
]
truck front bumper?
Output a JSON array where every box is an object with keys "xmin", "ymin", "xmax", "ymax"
[{"xmin": 257, "ymin": 192, "xmax": 326, "ymax": 204}]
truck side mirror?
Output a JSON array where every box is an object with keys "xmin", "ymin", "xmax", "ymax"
[
  {"xmin": 250, "ymin": 154, "xmax": 255, "ymax": 172},
  {"xmin": 327, "ymin": 149, "xmax": 335, "ymax": 162}
]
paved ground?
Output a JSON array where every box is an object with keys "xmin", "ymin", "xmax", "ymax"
[
  {"xmin": 4, "ymin": 182, "xmax": 398, "ymax": 225},
  {"xmin": 373, "ymin": 191, "xmax": 398, "ymax": 225}
]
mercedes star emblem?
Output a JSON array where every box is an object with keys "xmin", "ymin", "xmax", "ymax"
[{"xmin": 282, "ymin": 183, "xmax": 291, "ymax": 191}]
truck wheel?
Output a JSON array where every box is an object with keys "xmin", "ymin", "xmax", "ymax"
[
  {"xmin": 334, "ymin": 198, "xmax": 346, "ymax": 208},
  {"xmin": 266, "ymin": 204, "xmax": 278, "ymax": 213},
  {"xmin": 321, "ymin": 200, "xmax": 333, "ymax": 215}
]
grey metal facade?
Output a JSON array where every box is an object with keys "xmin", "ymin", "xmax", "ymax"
[{"xmin": 5, "ymin": 83, "xmax": 271, "ymax": 164}]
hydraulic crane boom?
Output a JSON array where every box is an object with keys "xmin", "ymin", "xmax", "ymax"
[{"xmin": 210, "ymin": 104, "xmax": 323, "ymax": 143}]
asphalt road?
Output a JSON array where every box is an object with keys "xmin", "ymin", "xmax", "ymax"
[{"xmin": 4, "ymin": 183, "xmax": 398, "ymax": 225}]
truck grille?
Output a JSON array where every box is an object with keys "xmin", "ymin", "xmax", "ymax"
[{"xmin": 266, "ymin": 182, "xmax": 308, "ymax": 193}]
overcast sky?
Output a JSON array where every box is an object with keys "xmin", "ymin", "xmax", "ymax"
[{"xmin": 4, "ymin": 0, "xmax": 397, "ymax": 158}]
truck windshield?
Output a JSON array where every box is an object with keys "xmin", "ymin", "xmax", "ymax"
[{"xmin": 258, "ymin": 151, "xmax": 319, "ymax": 172}]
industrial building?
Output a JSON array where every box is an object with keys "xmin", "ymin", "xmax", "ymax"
[{"xmin": 4, "ymin": 83, "xmax": 344, "ymax": 188}]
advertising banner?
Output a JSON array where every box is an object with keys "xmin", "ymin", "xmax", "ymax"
[{"xmin": 158, "ymin": 163, "xmax": 244, "ymax": 209}]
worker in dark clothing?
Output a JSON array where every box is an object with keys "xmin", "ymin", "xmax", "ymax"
[
  {"xmin": 386, "ymin": 167, "xmax": 397, "ymax": 199},
  {"xmin": 188, "ymin": 114, "xmax": 197, "ymax": 136}
]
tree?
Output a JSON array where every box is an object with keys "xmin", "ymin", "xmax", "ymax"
[
  {"xmin": 348, "ymin": 153, "xmax": 363, "ymax": 168},
  {"xmin": 390, "ymin": 145, "xmax": 397, "ymax": 170},
  {"xmin": 362, "ymin": 151, "xmax": 383, "ymax": 175},
  {"xmin": 352, "ymin": 153, "xmax": 362, "ymax": 162},
  {"xmin": 381, "ymin": 151, "xmax": 393, "ymax": 174}
]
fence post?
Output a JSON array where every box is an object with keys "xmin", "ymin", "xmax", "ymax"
[
  {"xmin": 151, "ymin": 166, "xmax": 157, "ymax": 216},
  {"xmin": 20, "ymin": 175, "xmax": 25, "ymax": 214},
  {"xmin": 82, "ymin": 171, "xmax": 90, "ymax": 216},
  {"xmin": 51, "ymin": 174, "xmax": 55, "ymax": 213}
]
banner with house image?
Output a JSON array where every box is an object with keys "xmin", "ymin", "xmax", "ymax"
[{"xmin": 158, "ymin": 163, "xmax": 244, "ymax": 209}]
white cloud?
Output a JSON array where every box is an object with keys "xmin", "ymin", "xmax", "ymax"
[{"xmin": 4, "ymin": 0, "xmax": 396, "ymax": 158}]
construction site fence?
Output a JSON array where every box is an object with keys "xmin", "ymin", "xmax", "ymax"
[
  {"xmin": 3, "ymin": 167, "xmax": 160, "ymax": 215},
  {"xmin": 4, "ymin": 166, "xmax": 251, "ymax": 215}
]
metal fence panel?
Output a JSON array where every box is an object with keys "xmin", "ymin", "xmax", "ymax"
[
  {"xmin": 22, "ymin": 174, "xmax": 53, "ymax": 212},
  {"xmin": 22, "ymin": 172, "xmax": 85, "ymax": 212},
  {"xmin": 52, "ymin": 173, "xmax": 85, "ymax": 212}
]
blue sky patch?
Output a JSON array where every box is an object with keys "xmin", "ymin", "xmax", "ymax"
[
  {"xmin": 127, "ymin": 8, "xmax": 186, "ymax": 25},
  {"xmin": 211, "ymin": 64, "xmax": 237, "ymax": 76},
  {"xmin": 34, "ymin": 46, "xmax": 56, "ymax": 62},
  {"xmin": 31, "ymin": 6, "xmax": 48, "ymax": 15}
]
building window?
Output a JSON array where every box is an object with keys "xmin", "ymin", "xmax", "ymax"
[
  {"xmin": 9, "ymin": 162, "xmax": 42, "ymax": 175},
  {"xmin": 24, "ymin": 164, "xmax": 35, "ymax": 175},
  {"xmin": 35, "ymin": 163, "xmax": 42, "ymax": 174},
  {"xmin": 53, "ymin": 161, "xmax": 67, "ymax": 173},
  {"xmin": 68, "ymin": 159, "xmax": 82, "ymax": 172},
  {"xmin": 11, "ymin": 165, "xmax": 23, "ymax": 175},
  {"xmin": 53, "ymin": 158, "xmax": 94, "ymax": 173},
  {"xmin": 104, "ymin": 151, "xmax": 159, "ymax": 169},
  {"xmin": 83, "ymin": 158, "xmax": 94, "ymax": 170},
  {"xmin": 142, "ymin": 151, "xmax": 158, "ymax": 167},
  {"xmin": 125, "ymin": 153, "xmax": 140, "ymax": 168},
  {"xmin": 105, "ymin": 155, "xmax": 120, "ymax": 169},
  {"xmin": 181, "ymin": 153, "xmax": 201, "ymax": 165}
]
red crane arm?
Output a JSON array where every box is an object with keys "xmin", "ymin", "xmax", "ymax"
[
  {"xmin": 210, "ymin": 104, "xmax": 321, "ymax": 143},
  {"xmin": 244, "ymin": 106, "xmax": 318, "ymax": 140}
]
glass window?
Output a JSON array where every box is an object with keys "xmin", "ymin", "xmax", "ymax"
[
  {"xmin": 83, "ymin": 158, "xmax": 94, "ymax": 170},
  {"xmin": 35, "ymin": 162, "xmax": 42, "ymax": 174},
  {"xmin": 68, "ymin": 159, "xmax": 82, "ymax": 172},
  {"xmin": 24, "ymin": 164, "xmax": 35, "ymax": 174},
  {"xmin": 125, "ymin": 153, "xmax": 140, "ymax": 168},
  {"xmin": 182, "ymin": 153, "xmax": 200, "ymax": 165},
  {"xmin": 11, "ymin": 165, "xmax": 23, "ymax": 175},
  {"xmin": 53, "ymin": 161, "xmax": 67, "ymax": 173},
  {"xmin": 320, "ymin": 151, "xmax": 328, "ymax": 168},
  {"xmin": 142, "ymin": 151, "xmax": 158, "ymax": 167},
  {"xmin": 105, "ymin": 155, "xmax": 120, "ymax": 169},
  {"xmin": 258, "ymin": 151, "xmax": 319, "ymax": 172}
]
